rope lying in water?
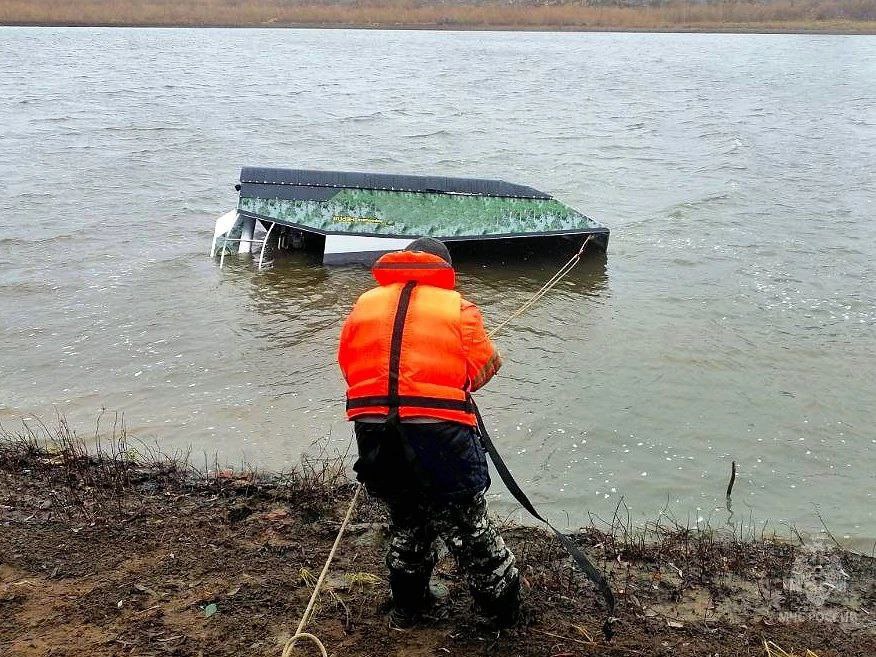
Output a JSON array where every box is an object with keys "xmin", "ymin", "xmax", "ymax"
[{"xmin": 281, "ymin": 236, "xmax": 597, "ymax": 654}]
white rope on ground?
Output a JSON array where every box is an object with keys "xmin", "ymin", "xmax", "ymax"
[
  {"xmin": 280, "ymin": 235, "xmax": 594, "ymax": 655},
  {"xmin": 281, "ymin": 483, "xmax": 363, "ymax": 657}
]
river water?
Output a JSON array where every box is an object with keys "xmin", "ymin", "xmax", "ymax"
[{"xmin": 1, "ymin": 27, "xmax": 873, "ymax": 546}]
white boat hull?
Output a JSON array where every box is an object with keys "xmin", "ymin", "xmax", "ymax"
[
  {"xmin": 322, "ymin": 234, "xmax": 414, "ymax": 265},
  {"xmin": 210, "ymin": 210, "xmax": 239, "ymax": 257}
]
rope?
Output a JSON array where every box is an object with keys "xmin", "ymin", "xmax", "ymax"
[
  {"xmin": 280, "ymin": 236, "xmax": 595, "ymax": 654},
  {"xmin": 281, "ymin": 483, "xmax": 363, "ymax": 657},
  {"xmin": 488, "ymin": 236, "xmax": 593, "ymax": 339},
  {"xmin": 480, "ymin": 235, "xmax": 618, "ymax": 637}
]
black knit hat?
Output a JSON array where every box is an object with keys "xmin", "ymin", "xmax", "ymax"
[{"xmin": 406, "ymin": 237, "xmax": 452, "ymax": 265}]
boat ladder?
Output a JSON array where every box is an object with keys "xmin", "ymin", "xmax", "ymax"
[{"xmin": 211, "ymin": 212, "xmax": 276, "ymax": 270}]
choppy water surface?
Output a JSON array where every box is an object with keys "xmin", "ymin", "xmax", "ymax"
[{"xmin": 1, "ymin": 28, "xmax": 874, "ymax": 545}]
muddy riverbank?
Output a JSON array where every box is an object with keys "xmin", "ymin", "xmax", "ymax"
[{"xmin": 1, "ymin": 425, "xmax": 873, "ymax": 656}]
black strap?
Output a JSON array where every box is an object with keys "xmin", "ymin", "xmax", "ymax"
[
  {"xmin": 387, "ymin": 281, "xmax": 417, "ymax": 421},
  {"xmin": 471, "ymin": 398, "xmax": 617, "ymax": 639},
  {"xmin": 373, "ymin": 261, "xmax": 453, "ymax": 270},
  {"xmin": 381, "ymin": 281, "xmax": 432, "ymax": 490},
  {"xmin": 347, "ymin": 395, "xmax": 471, "ymax": 412}
]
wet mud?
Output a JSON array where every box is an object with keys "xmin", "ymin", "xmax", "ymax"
[{"xmin": 1, "ymin": 436, "xmax": 873, "ymax": 657}]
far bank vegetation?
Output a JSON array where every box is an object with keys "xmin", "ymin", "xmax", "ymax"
[{"xmin": 1, "ymin": 0, "xmax": 874, "ymax": 32}]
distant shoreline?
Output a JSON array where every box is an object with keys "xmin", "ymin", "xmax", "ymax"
[
  {"xmin": 3, "ymin": 22, "xmax": 875, "ymax": 34},
  {"xmin": 2, "ymin": 0, "xmax": 874, "ymax": 36}
]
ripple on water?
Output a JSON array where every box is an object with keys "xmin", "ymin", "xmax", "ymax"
[{"xmin": 0, "ymin": 27, "xmax": 874, "ymax": 541}]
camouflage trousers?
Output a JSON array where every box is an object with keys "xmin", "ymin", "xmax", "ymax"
[{"xmin": 383, "ymin": 491, "xmax": 518, "ymax": 610}]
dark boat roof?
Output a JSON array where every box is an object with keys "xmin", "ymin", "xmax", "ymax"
[
  {"xmin": 234, "ymin": 166, "xmax": 608, "ymax": 242},
  {"xmin": 239, "ymin": 167, "xmax": 551, "ymax": 200}
]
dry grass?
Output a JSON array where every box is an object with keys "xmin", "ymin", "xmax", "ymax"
[
  {"xmin": 4, "ymin": 425, "xmax": 872, "ymax": 657},
  {"xmin": 0, "ymin": 413, "xmax": 360, "ymax": 520},
  {"xmin": 577, "ymin": 496, "xmax": 800, "ymax": 607},
  {"xmin": 0, "ymin": 0, "xmax": 874, "ymax": 32},
  {"xmin": 0, "ymin": 413, "xmax": 191, "ymax": 519}
]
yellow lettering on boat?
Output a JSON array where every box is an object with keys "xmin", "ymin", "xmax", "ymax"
[{"xmin": 333, "ymin": 215, "xmax": 388, "ymax": 226}]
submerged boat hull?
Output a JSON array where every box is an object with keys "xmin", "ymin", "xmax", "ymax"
[
  {"xmin": 323, "ymin": 234, "xmax": 417, "ymax": 265},
  {"xmin": 212, "ymin": 168, "xmax": 609, "ymax": 266}
]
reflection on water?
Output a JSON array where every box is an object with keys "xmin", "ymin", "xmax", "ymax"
[
  {"xmin": 1, "ymin": 27, "xmax": 874, "ymax": 543},
  {"xmin": 237, "ymin": 236, "xmax": 610, "ymax": 352}
]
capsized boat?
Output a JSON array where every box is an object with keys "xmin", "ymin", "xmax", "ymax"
[{"xmin": 211, "ymin": 168, "xmax": 609, "ymax": 267}]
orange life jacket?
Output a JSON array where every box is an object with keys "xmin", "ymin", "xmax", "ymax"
[{"xmin": 338, "ymin": 249, "xmax": 476, "ymax": 426}]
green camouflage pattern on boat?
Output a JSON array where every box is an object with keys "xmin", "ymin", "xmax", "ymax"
[{"xmin": 238, "ymin": 188, "xmax": 600, "ymax": 237}]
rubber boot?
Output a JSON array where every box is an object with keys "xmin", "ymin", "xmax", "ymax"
[
  {"xmin": 388, "ymin": 569, "xmax": 431, "ymax": 629},
  {"xmin": 473, "ymin": 576, "xmax": 521, "ymax": 629}
]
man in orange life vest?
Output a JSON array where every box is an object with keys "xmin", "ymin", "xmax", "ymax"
[{"xmin": 338, "ymin": 237, "xmax": 520, "ymax": 628}]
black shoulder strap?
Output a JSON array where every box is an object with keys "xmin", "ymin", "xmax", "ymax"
[
  {"xmin": 471, "ymin": 398, "xmax": 616, "ymax": 639},
  {"xmin": 387, "ymin": 281, "xmax": 417, "ymax": 423},
  {"xmin": 383, "ymin": 280, "xmax": 433, "ymax": 489}
]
